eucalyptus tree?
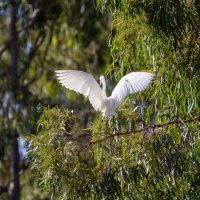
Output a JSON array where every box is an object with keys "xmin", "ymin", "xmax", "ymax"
[
  {"xmin": 0, "ymin": 0, "xmax": 109, "ymax": 199},
  {"xmin": 27, "ymin": 0, "xmax": 200, "ymax": 199}
]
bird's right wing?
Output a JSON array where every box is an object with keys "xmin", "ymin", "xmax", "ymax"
[
  {"xmin": 111, "ymin": 72, "xmax": 155, "ymax": 109},
  {"xmin": 55, "ymin": 70, "xmax": 105, "ymax": 111}
]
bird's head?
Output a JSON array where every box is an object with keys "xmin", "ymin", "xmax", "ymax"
[{"xmin": 99, "ymin": 75, "xmax": 105, "ymax": 87}]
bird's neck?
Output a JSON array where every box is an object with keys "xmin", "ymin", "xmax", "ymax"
[{"xmin": 102, "ymin": 77, "xmax": 107, "ymax": 97}]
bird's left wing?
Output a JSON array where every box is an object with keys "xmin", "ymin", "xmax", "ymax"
[
  {"xmin": 111, "ymin": 72, "xmax": 155, "ymax": 109},
  {"xmin": 55, "ymin": 70, "xmax": 105, "ymax": 111}
]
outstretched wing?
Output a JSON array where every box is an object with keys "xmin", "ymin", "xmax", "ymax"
[
  {"xmin": 111, "ymin": 72, "xmax": 154, "ymax": 109},
  {"xmin": 55, "ymin": 70, "xmax": 105, "ymax": 111}
]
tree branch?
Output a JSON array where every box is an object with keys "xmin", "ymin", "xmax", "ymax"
[
  {"xmin": 17, "ymin": 9, "xmax": 40, "ymax": 33},
  {"xmin": 0, "ymin": 161, "xmax": 29, "ymax": 196},
  {"xmin": 0, "ymin": 9, "xmax": 40, "ymax": 57},
  {"xmin": 0, "ymin": 40, "xmax": 9, "ymax": 56},
  {"xmin": 25, "ymin": 24, "xmax": 54, "ymax": 86},
  {"xmin": 79, "ymin": 115, "xmax": 200, "ymax": 150},
  {"xmin": 20, "ymin": 30, "xmax": 46, "ymax": 76}
]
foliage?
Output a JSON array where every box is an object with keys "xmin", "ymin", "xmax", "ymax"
[
  {"xmin": 0, "ymin": 0, "xmax": 109, "ymax": 199},
  {"xmin": 27, "ymin": 0, "xmax": 200, "ymax": 199},
  {"xmin": 27, "ymin": 106, "xmax": 200, "ymax": 199},
  {"xmin": 1, "ymin": 0, "xmax": 200, "ymax": 199},
  {"xmin": 27, "ymin": 106, "xmax": 76, "ymax": 192}
]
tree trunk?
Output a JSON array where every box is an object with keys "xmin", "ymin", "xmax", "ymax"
[
  {"xmin": 10, "ymin": 134, "xmax": 20, "ymax": 200},
  {"xmin": 9, "ymin": 2, "xmax": 20, "ymax": 200}
]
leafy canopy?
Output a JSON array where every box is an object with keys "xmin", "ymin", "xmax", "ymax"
[{"xmin": 27, "ymin": 0, "xmax": 200, "ymax": 199}]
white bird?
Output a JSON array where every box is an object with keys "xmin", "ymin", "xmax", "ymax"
[{"xmin": 55, "ymin": 70, "xmax": 154, "ymax": 118}]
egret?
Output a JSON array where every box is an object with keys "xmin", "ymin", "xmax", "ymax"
[{"xmin": 55, "ymin": 70, "xmax": 154, "ymax": 118}]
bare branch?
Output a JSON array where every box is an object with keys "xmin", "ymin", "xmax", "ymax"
[
  {"xmin": 17, "ymin": 9, "xmax": 40, "ymax": 33},
  {"xmin": 20, "ymin": 31, "xmax": 46, "ymax": 76},
  {"xmin": 25, "ymin": 24, "xmax": 54, "ymax": 86},
  {"xmin": 0, "ymin": 161, "xmax": 29, "ymax": 196},
  {"xmin": 0, "ymin": 9, "xmax": 40, "ymax": 57},
  {"xmin": 0, "ymin": 40, "xmax": 9, "ymax": 56}
]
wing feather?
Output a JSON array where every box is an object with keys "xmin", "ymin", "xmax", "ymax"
[
  {"xmin": 111, "ymin": 72, "xmax": 154, "ymax": 109},
  {"xmin": 55, "ymin": 70, "xmax": 105, "ymax": 111}
]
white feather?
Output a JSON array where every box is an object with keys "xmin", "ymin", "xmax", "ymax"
[
  {"xmin": 111, "ymin": 72, "xmax": 155, "ymax": 109},
  {"xmin": 55, "ymin": 70, "xmax": 154, "ymax": 117},
  {"xmin": 55, "ymin": 70, "xmax": 105, "ymax": 111}
]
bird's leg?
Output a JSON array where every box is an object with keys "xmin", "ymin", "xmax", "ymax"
[
  {"xmin": 105, "ymin": 118, "xmax": 108, "ymax": 133},
  {"xmin": 108, "ymin": 117, "xmax": 111, "ymax": 129},
  {"xmin": 104, "ymin": 118, "xmax": 113, "ymax": 136},
  {"xmin": 112, "ymin": 116, "xmax": 116, "ymax": 133}
]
